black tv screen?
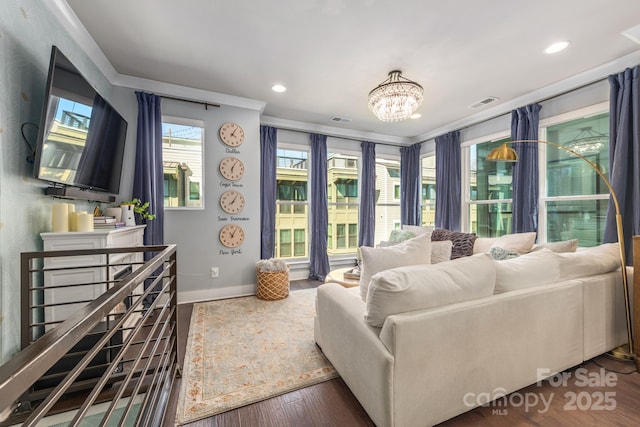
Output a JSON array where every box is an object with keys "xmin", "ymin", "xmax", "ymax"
[{"xmin": 33, "ymin": 46, "xmax": 127, "ymax": 195}]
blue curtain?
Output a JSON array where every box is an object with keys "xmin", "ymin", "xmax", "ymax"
[
  {"xmin": 358, "ymin": 141, "xmax": 376, "ymax": 247},
  {"xmin": 400, "ymin": 143, "xmax": 422, "ymax": 226},
  {"xmin": 133, "ymin": 92, "xmax": 164, "ymax": 246},
  {"xmin": 260, "ymin": 125, "xmax": 277, "ymax": 259},
  {"xmin": 604, "ymin": 65, "xmax": 640, "ymax": 265},
  {"xmin": 309, "ymin": 133, "xmax": 330, "ymax": 280},
  {"xmin": 511, "ymin": 103, "xmax": 541, "ymax": 233},
  {"xmin": 435, "ymin": 130, "xmax": 461, "ymax": 231}
]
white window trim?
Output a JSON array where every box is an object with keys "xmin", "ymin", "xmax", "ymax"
[
  {"xmin": 161, "ymin": 115, "xmax": 205, "ymax": 210},
  {"xmin": 461, "ymin": 131, "xmax": 510, "ymax": 233},
  {"xmin": 537, "ymin": 101, "xmax": 609, "ymax": 242}
]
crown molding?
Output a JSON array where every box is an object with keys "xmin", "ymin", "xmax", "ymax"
[
  {"xmin": 260, "ymin": 116, "xmax": 409, "ymax": 145},
  {"xmin": 409, "ymin": 50, "xmax": 640, "ymax": 144},
  {"xmin": 115, "ymin": 74, "xmax": 267, "ymax": 112}
]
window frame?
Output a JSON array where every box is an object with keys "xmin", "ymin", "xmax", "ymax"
[
  {"xmin": 275, "ymin": 142, "xmax": 311, "ymax": 260},
  {"xmin": 537, "ymin": 101, "xmax": 610, "ymax": 244},
  {"xmin": 461, "ymin": 130, "xmax": 511, "ymax": 234}
]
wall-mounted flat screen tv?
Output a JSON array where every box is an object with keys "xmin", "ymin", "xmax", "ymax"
[{"xmin": 33, "ymin": 46, "xmax": 127, "ymax": 196}]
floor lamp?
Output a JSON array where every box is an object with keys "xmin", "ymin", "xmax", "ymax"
[{"xmin": 487, "ymin": 140, "xmax": 636, "ymax": 364}]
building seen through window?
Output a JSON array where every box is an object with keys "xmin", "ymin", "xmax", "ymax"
[{"xmin": 162, "ymin": 118, "xmax": 204, "ymax": 208}]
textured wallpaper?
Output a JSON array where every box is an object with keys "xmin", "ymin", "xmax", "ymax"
[{"xmin": 0, "ymin": 0, "xmax": 112, "ymax": 363}]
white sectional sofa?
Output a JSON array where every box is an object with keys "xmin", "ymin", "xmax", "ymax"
[{"xmin": 314, "ymin": 239, "xmax": 631, "ymax": 427}]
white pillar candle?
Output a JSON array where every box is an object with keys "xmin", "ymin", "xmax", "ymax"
[
  {"xmin": 67, "ymin": 203, "xmax": 76, "ymax": 231},
  {"xmin": 76, "ymin": 212, "xmax": 94, "ymax": 232},
  {"xmin": 52, "ymin": 203, "xmax": 69, "ymax": 232}
]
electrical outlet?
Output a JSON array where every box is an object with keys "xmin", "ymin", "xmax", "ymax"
[{"xmin": 210, "ymin": 267, "xmax": 219, "ymax": 278}]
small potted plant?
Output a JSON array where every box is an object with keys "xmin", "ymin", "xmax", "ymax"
[{"xmin": 120, "ymin": 198, "xmax": 156, "ymax": 225}]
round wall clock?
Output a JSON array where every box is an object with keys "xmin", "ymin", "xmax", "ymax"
[
  {"xmin": 219, "ymin": 122, "xmax": 245, "ymax": 147},
  {"xmin": 219, "ymin": 157, "xmax": 245, "ymax": 181},
  {"xmin": 220, "ymin": 190, "xmax": 245, "ymax": 214},
  {"xmin": 219, "ymin": 224, "xmax": 245, "ymax": 248}
]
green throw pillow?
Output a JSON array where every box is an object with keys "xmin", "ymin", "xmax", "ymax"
[
  {"xmin": 388, "ymin": 230, "xmax": 416, "ymax": 243},
  {"xmin": 489, "ymin": 246, "xmax": 520, "ymax": 261}
]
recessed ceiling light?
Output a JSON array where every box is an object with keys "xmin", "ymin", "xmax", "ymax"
[
  {"xmin": 272, "ymin": 84, "xmax": 287, "ymax": 93},
  {"xmin": 410, "ymin": 113, "xmax": 422, "ymax": 119},
  {"xmin": 544, "ymin": 41, "xmax": 570, "ymax": 54}
]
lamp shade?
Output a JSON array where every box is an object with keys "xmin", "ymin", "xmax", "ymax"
[{"xmin": 487, "ymin": 143, "xmax": 518, "ymax": 162}]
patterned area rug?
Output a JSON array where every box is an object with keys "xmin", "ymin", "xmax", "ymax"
[{"xmin": 175, "ymin": 288, "xmax": 338, "ymax": 425}]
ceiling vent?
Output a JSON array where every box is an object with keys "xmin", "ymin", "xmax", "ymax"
[
  {"xmin": 622, "ymin": 24, "xmax": 640, "ymax": 45},
  {"xmin": 468, "ymin": 96, "xmax": 499, "ymax": 109},
  {"xmin": 330, "ymin": 116, "xmax": 352, "ymax": 123}
]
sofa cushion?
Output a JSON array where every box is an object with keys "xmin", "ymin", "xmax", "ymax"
[
  {"xmin": 557, "ymin": 243, "xmax": 620, "ymax": 280},
  {"xmin": 531, "ymin": 239, "xmax": 578, "ymax": 253},
  {"xmin": 431, "ymin": 229, "xmax": 477, "ymax": 259},
  {"xmin": 359, "ymin": 233, "xmax": 431, "ymax": 301},
  {"xmin": 493, "ymin": 249, "xmax": 561, "ymax": 293},
  {"xmin": 364, "ymin": 254, "xmax": 496, "ymax": 327}
]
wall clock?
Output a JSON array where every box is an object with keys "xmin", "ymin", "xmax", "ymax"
[
  {"xmin": 220, "ymin": 190, "xmax": 245, "ymax": 214},
  {"xmin": 219, "ymin": 224, "xmax": 245, "ymax": 248},
  {"xmin": 219, "ymin": 122, "xmax": 245, "ymax": 147},
  {"xmin": 219, "ymin": 157, "xmax": 245, "ymax": 181}
]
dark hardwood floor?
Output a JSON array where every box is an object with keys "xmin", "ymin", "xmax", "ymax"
[{"xmin": 164, "ymin": 279, "xmax": 640, "ymax": 427}]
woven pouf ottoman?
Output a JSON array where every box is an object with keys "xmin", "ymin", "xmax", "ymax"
[{"xmin": 256, "ymin": 265, "xmax": 290, "ymax": 300}]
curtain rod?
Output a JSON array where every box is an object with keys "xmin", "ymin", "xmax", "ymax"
[{"xmin": 160, "ymin": 95, "xmax": 220, "ymax": 110}]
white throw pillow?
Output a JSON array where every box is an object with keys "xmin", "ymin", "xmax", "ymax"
[
  {"xmin": 493, "ymin": 249, "xmax": 560, "ymax": 293},
  {"xmin": 489, "ymin": 232, "xmax": 537, "ymax": 254},
  {"xmin": 431, "ymin": 240, "xmax": 453, "ymax": 263},
  {"xmin": 379, "ymin": 238, "xmax": 451, "ymax": 264},
  {"xmin": 365, "ymin": 254, "xmax": 496, "ymax": 327},
  {"xmin": 473, "ymin": 237, "xmax": 497, "ymax": 254},
  {"xmin": 557, "ymin": 243, "xmax": 621, "ymax": 280},
  {"xmin": 531, "ymin": 239, "xmax": 578, "ymax": 253},
  {"xmin": 359, "ymin": 233, "xmax": 432, "ymax": 301}
]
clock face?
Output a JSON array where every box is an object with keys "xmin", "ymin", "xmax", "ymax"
[
  {"xmin": 219, "ymin": 224, "xmax": 245, "ymax": 248},
  {"xmin": 219, "ymin": 122, "xmax": 245, "ymax": 147},
  {"xmin": 220, "ymin": 190, "xmax": 245, "ymax": 214},
  {"xmin": 219, "ymin": 157, "xmax": 245, "ymax": 181}
]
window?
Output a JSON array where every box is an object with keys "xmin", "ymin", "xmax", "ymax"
[
  {"xmin": 294, "ymin": 229, "xmax": 306, "ymax": 257},
  {"xmin": 162, "ymin": 117, "xmax": 204, "ymax": 208},
  {"xmin": 327, "ymin": 152, "xmax": 359, "ymax": 256},
  {"xmin": 275, "ymin": 148, "xmax": 309, "ymax": 259},
  {"xmin": 375, "ymin": 157, "xmax": 401, "ymax": 245},
  {"xmin": 421, "ymin": 154, "xmax": 436, "ymax": 226},
  {"xmin": 541, "ymin": 110, "xmax": 609, "ymax": 246},
  {"xmin": 466, "ymin": 138, "xmax": 513, "ymax": 237},
  {"xmin": 279, "ymin": 229, "xmax": 292, "ymax": 257}
]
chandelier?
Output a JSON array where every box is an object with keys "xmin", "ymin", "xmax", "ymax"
[
  {"xmin": 565, "ymin": 126, "xmax": 608, "ymax": 156},
  {"xmin": 368, "ymin": 70, "xmax": 423, "ymax": 122}
]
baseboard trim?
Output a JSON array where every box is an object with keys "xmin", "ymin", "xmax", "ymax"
[{"xmin": 178, "ymin": 284, "xmax": 256, "ymax": 305}]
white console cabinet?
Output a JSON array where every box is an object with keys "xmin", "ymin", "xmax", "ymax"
[{"xmin": 40, "ymin": 225, "xmax": 146, "ymax": 329}]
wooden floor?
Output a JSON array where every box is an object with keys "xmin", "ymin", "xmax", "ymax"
[{"xmin": 164, "ymin": 279, "xmax": 640, "ymax": 427}]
